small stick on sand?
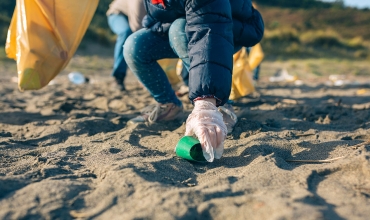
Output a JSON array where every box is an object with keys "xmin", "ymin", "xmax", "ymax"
[
  {"xmin": 351, "ymin": 140, "xmax": 370, "ymax": 150},
  {"xmin": 295, "ymin": 133, "xmax": 316, "ymax": 137},
  {"xmin": 286, "ymin": 156, "xmax": 345, "ymax": 163},
  {"xmin": 287, "ymin": 140, "xmax": 370, "ymax": 163}
]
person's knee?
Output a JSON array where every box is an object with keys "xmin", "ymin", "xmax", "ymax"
[
  {"xmin": 117, "ymin": 28, "xmax": 132, "ymax": 40},
  {"xmin": 123, "ymin": 33, "xmax": 137, "ymax": 64},
  {"xmin": 108, "ymin": 14, "xmax": 131, "ymax": 36},
  {"xmin": 123, "ymin": 30, "xmax": 149, "ymax": 65},
  {"xmin": 169, "ymin": 18, "xmax": 187, "ymax": 57},
  {"xmin": 169, "ymin": 19, "xmax": 185, "ymax": 37}
]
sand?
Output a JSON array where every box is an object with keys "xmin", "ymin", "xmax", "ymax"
[{"xmin": 1, "ymin": 52, "xmax": 370, "ymax": 219}]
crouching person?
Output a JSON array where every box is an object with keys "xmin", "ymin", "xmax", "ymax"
[{"xmin": 124, "ymin": 0, "xmax": 264, "ymax": 162}]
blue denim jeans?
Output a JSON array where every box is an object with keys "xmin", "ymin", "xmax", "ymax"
[
  {"xmin": 107, "ymin": 14, "xmax": 132, "ymax": 82},
  {"xmin": 124, "ymin": 18, "xmax": 240, "ymax": 106},
  {"xmin": 124, "ymin": 28, "xmax": 182, "ymax": 106}
]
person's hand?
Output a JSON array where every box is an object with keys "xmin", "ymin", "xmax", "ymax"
[
  {"xmin": 185, "ymin": 99, "xmax": 228, "ymax": 162},
  {"xmin": 142, "ymin": 15, "xmax": 156, "ymax": 29},
  {"xmin": 150, "ymin": 22, "xmax": 171, "ymax": 33},
  {"xmin": 142, "ymin": 15, "xmax": 171, "ymax": 33}
]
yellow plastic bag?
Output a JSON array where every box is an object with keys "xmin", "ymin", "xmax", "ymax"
[
  {"xmin": 248, "ymin": 43, "xmax": 264, "ymax": 70},
  {"xmin": 6, "ymin": 0, "xmax": 99, "ymax": 91},
  {"xmin": 158, "ymin": 59, "xmax": 181, "ymax": 86},
  {"xmin": 171, "ymin": 47, "xmax": 263, "ymax": 100},
  {"xmin": 229, "ymin": 47, "xmax": 255, "ymax": 100}
]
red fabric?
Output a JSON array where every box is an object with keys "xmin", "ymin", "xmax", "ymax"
[{"xmin": 151, "ymin": 0, "xmax": 165, "ymax": 7}]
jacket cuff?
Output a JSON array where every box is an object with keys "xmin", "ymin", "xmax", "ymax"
[{"xmin": 193, "ymin": 95, "xmax": 222, "ymax": 107}]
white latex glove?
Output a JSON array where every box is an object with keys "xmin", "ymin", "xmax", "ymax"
[{"xmin": 185, "ymin": 100, "xmax": 228, "ymax": 162}]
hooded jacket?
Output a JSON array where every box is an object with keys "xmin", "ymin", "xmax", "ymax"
[{"xmin": 143, "ymin": 0, "xmax": 264, "ymax": 105}]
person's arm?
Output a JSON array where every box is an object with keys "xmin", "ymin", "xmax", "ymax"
[
  {"xmin": 142, "ymin": 0, "xmax": 180, "ymax": 33},
  {"xmin": 186, "ymin": 0, "xmax": 234, "ymax": 107},
  {"xmin": 128, "ymin": 0, "xmax": 146, "ymax": 32},
  {"xmin": 184, "ymin": 0, "xmax": 234, "ymax": 162}
]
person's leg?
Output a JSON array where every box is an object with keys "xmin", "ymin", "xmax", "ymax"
[
  {"xmin": 124, "ymin": 29, "xmax": 182, "ymax": 106},
  {"xmin": 124, "ymin": 29, "xmax": 184, "ymax": 124},
  {"xmin": 180, "ymin": 67, "xmax": 189, "ymax": 87},
  {"xmin": 169, "ymin": 18, "xmax": 242, "ymax": 84},
  {"xmin": 168, "ymin": 18, "xmax": 190, "ymax": 70},
  {"xmin": 107, "ymin": 14, "xmax": 132, "ymax": 87},
  {"xmin": 253, "ymin": 65, "xmax": 260, "ymax": 81}
]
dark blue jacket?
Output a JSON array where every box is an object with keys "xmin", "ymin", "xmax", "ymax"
[{"xmin": 143, "ymin": 0, "xmax": 264, "ymax": 105}]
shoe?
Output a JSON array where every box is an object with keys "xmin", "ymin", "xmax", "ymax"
[
  {"xmin": 128, "ymin": 103, "xmax": 184, "ymax": 125},
  {"xmin": 218, "ymin": 103, "xmax": 238, "ymax": 134}
]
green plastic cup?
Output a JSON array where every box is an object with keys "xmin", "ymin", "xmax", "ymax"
[{"xmin": 175, "ymin": 136, "xmax": 207, "ymax": 162}]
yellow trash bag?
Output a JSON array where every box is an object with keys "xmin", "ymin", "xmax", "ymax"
[
  {"xmin": 158, "ymin": 59, "xmax": 181, "ymax": 86},
  {"xmin": 248, "ymin": 43, "xmax": 264, "ymax": 70},
  {"xmin": 5, "ymin": 0, "xmax": 99, "ymax": 91},
  {"xmin": 171, "ymin": 46, "xmax": 264, "ymax": 100},
  {"xmin": 229, "ymin": 47, "xmax": 255, "ymax": 100}
]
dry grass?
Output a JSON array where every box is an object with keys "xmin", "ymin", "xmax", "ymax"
[
  {"xmin": 256, "ymin": 58, "xmax": 370, "ymax": 84},
  {"xmin": 258, "ymin": 6, "xmax": 370, "ymax": 59}
]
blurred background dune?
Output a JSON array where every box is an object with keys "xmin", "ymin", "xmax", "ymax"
[{"xmin": 1, "ymin": 0, "xmax": 370, "ymax": 61}]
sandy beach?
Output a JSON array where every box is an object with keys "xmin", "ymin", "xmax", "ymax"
[{"xmin": 1, "ymin": 50, "xmax": 370, "ymax": 219}]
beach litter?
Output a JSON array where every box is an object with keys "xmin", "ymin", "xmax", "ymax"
[
  {"xmin": 175, "ymin": 136, "xmax": 207, "ymax": 162},
  {"xmin": 325, "ymin": 74, "xmax": 364, "ymax": 87},
  {"xmin": 269, "ymin": 68, "xmax": 297, "ymax": 83},
  {"xmin": 326, "ymin": 74, "xmax": 349, "ymax": 86},
  {"xmin": 356, "ymin": 89, "xmax": 367, "ymax": 95},
  {"xmin": 68, "ymin": 72, "xmax": 89, "ymax": 84}
]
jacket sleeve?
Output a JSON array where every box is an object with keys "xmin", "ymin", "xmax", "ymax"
[
  {"xmin": 186, "ymin": 0, "xmax": 234, "ymax": 106},
  {"xmin": 233, "ymin": 7, "xmax": 264, "ymax": 47},
  {"xmin": 142, "ymin": 0, "xmax": 180, "ymax": 33}
]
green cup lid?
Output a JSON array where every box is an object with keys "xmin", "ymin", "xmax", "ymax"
[{"xmin": 175, "ymin": 136, "xmax": 206, "ymax": 162}]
